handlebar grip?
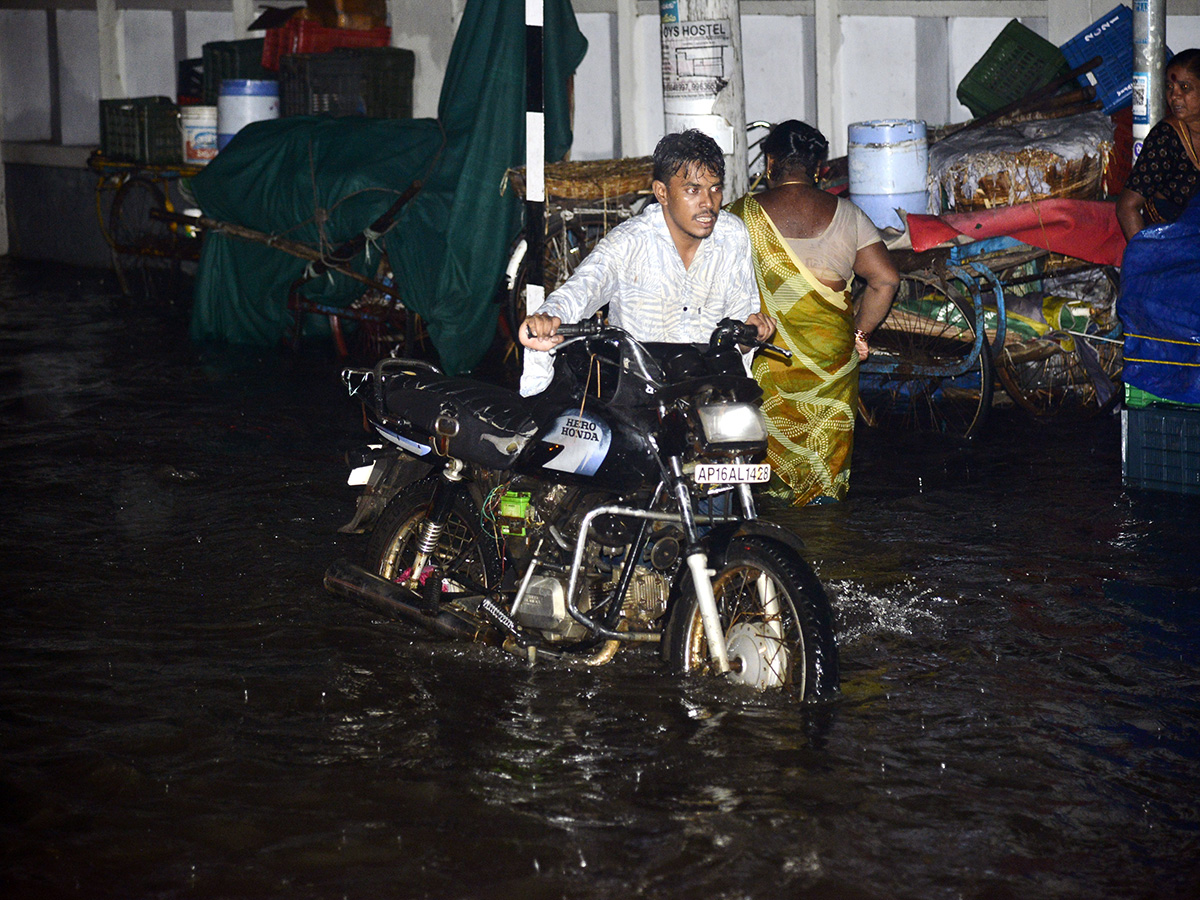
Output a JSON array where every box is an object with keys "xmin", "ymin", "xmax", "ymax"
[{"xmin": 555, "ymin": 320, "xmax": 604, "ymax": 338}]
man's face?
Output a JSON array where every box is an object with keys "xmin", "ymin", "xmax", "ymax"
[{"xmin": 654, "ymin": 162, "xmax": 723, "ymax": 247}]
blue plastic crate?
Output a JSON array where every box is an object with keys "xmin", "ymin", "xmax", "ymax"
[
  {"xmin": 1122, "ymin": 406, "xmax": 1200, "ymax": 496},
  {"xmin": 1060, "ymin": 5, "xmax": 1134, "ymax": 114}
]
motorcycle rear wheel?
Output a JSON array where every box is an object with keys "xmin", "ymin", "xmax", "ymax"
[
  {"xmin": 664, "ymin": 537, "xmax": 839, "ymax": 700},
  {"xmin": 367, "ymin": 479, "xmax": 502, "ymax": 595}
]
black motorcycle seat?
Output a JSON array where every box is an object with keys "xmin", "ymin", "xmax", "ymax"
[{"xmin": 383, "ymin": 372, "xmax": 537, "ymax": 469}]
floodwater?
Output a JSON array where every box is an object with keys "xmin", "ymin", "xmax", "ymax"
[{"xmin": 1, "ymin": 257, "xmax": 1198, "ymax": 900}]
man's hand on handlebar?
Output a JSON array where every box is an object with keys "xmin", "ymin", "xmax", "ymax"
[
  {"xmin": 745, "ymin": 312, "xmax": 776, "ymax": 343},
  {"xmin": 519, "ymin": 314, "xmax": 564, "ymax": 351}
]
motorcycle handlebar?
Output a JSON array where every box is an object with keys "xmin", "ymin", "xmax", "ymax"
[
  {"xmin": 710, "ymin": 317, "xmax": 793, "ymax": 360},
  {"xmin": 554, "ymin": 319, "xmax": 606, "ymax": 339},
  {"xmin": 554, "ymin": 317, "xmax": 790, "ymax": 360}
]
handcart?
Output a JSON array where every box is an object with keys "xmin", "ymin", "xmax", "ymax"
[
  {"xmin": 158, "ymin": 178, "xmax": 427, "ymax": 360},
  {"xmin": 87, "ymin": 152, "xmax": 206, "ymax": 296},
  {"xmin": 856, "ymin": 236, "xmax": 1123, "ymax": 438}
]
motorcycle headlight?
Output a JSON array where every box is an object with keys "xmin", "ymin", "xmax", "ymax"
[{"xmin": 696, "ymin": 401, "xmax": 768, "ymax": 445}]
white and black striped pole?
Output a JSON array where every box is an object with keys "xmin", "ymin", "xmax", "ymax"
[{"xmin": 524, "ymin": 0, "xmax": 546, "ymax": 314}]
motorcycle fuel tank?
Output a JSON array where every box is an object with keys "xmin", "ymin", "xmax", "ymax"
[{"xmin": 517, "ymin": 405, "xmax": 656, "ymax": 493}]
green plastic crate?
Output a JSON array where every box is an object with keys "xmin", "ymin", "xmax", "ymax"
[
  {"xmin": 1125, "ymin": 383, "xmax": 1200, "ymax": 410},
  {"xmin": 957, "ymin": 20, "xmax": 1071, "ymax": 118},
  {"xmin": 202, "ymin": 38, "xmax": 268, "ymax": 105},
  {"xmin": 99, "ymin": 97, "xmax": 181, "ymax": 164}
]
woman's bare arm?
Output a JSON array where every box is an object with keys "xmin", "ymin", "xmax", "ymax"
[
  {"xmin": 1116, "ymin": 187, "xmax": 1147, "ymax": 243},
  {"xmin": 851, "ymin": 242, "xmax": 901, "ymax": 361}
]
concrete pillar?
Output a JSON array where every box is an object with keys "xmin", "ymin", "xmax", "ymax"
[
  {"xmin": 659, "ymin": 0, "xmax": 748, "ymax": 198},
  {"xmin": 814, "ymin": 0, "xmax": 841, "ymax": 161},
  {"xmin": 618, "ymin": 0, "xmax": 638, "ymax": 156},
  {"xmin": 0, "ymin": 34, "xmax": 7, "ymax": 257},
  {"xmin": 97, "ymin": 0, "xmax": 126, "ymax": 100}
]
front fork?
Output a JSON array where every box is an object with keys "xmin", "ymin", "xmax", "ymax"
[{"xmin": 669, "ymin": 457, "xmax": 731, "ymax": 674}]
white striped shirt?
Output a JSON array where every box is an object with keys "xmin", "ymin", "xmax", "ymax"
[{"xmin": 520, "ymin": 203, "xmax": 758, "ymax": 395}]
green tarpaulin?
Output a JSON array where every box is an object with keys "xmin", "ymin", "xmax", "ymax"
[{"xmin": 188, "ymin": 0, "xmax": 586, "ymax": 374}]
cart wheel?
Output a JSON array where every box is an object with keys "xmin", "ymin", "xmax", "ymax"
[
  {"xmin": 857, "ymin": 272, "xmax": 994, "ymax": 438},
  {"xmin": 108, "ymin": 176, "xmax": 202, "ymax": 298},
  {"xmin": 110, "ymin": 176, "xmax": 173, "ymax": 257},
  {"xmin": 503, "ymin": 211, "xmax": 610, "ymax": 377},
  {"xmin": 997, "ymin": 331, "xmax": 1123, "ymax": 418}
]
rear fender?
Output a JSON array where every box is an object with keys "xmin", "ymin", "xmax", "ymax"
[{"xmin": 338, "ymin": 451, "xmax": 437, "ymax": 534}]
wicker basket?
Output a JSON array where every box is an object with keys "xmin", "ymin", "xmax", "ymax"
[
  {"xmin": 929, "ymin": 112, "xmax": 1112, "ymax": 212},
  {"xmin": 506, "ymin": 157, "xmax": 654, "ymax": 201}
]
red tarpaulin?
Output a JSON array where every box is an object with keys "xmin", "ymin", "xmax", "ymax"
[{"xmin": 906, "ymin": 199, "xmax": 1126, "ymax": 266}]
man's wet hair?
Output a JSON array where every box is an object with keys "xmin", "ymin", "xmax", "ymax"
[{"xmin": 652, "ymin": 129, "xmax": 725, "ymax": 185}]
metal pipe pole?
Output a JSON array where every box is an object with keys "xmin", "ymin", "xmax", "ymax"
[
  {"xmin": 658, "ymin": 0, "xmax": 748, "ymax": 199},
  {"xmin": 524, "ymin": 0, "xmax": 546, "ymax": 314},
  {"xmin": 1132, "ymin": 0, "xmax": 1168, "ymax": 162}
]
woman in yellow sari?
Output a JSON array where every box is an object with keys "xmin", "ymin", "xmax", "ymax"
[{"xmin": 729, "ymin": 120, "xmax": 899, "ymax": 505}]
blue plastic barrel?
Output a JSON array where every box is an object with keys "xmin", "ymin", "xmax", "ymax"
[
  {"xmin": 847, "ymin": 119, "xmax": 929, "ymax": 231},
  {"xmin": 217, "ymin": 79, "xmax": 279, "ymax": 150}
]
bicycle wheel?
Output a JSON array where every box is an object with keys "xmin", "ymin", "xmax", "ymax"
[
  {"xmin": 503, "ymin": 211, "xmax": 609, "ymax": 368},
  {"xmin": 997, "ymin": 331, "xmax": 1123, "ymax": 418},
  {"xmin": 746, "ymin": 120, "xmax": 773, "ymax": 193},
  {"xmin": 109, "ymin": 176, "xmax": 174, "ymax": 257},
  {"xmin": 857, "ymin": 272, "xmax": 994, "ymax": 438}
]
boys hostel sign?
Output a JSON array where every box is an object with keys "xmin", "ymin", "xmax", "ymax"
[{"xmin": 659, "ymin": 1, "xmax": 736, "ymax": 151}]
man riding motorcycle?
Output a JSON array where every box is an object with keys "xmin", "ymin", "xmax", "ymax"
[{"xmin": 519, "ymin": 129, "xmax": 775, "ymax": 395}]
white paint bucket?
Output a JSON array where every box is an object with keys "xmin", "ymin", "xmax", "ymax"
[
  {"xmin": 180, "ymin": 105, "xmax": 218, "ymax": 165},
  {"xmin": 848, "ymin": 119, "xmax": 929, "ymax": 231},
  {"xmin": 217, "ymin": 79, "xmax": 279, "ymax": 150}
]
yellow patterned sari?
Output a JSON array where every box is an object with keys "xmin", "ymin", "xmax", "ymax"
[{"xmin": 727, "ymin": 195, "xmax": 858, "ymax": 505}]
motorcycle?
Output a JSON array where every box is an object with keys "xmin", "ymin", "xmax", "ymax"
[{"xmin": 324, "ymin": 318, "xmax": 839, "ymax": 699}]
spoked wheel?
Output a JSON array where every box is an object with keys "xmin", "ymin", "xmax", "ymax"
[
  {"xmin": 366, "ymin": 478, "xmax": 502, "ymax": 625},
  {"xmin": 665, "ymin": 538, "xmax": 839, "ymax": 701},
  {"xmin": 997, "ymin": 330, "xmax": 1124, "ymax": 419},
  {"xmin": 857, "ymin": 272, "xmax": 994, "ymax": 438},
  {"xmin": 107, "ymin": 176, "xmax": 200, "ymax": 297},
  {"xmin": 502, "ymin": 211, "xmax": 610, "ymax": 377}
]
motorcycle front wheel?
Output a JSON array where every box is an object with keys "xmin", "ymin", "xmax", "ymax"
[
  {"xmin": 366, "ymin": 478, "xmax": 502, "ymax": 595},
  {"xmin": 664, "ymin": 537, "xmax": 839, "ymax": 700}
]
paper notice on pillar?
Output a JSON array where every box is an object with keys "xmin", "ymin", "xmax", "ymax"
[{"xmin": 661, "ymin": 19, "xmax": 733, "ymax": 115}]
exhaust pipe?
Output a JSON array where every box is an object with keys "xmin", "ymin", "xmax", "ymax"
[{"xmin": 324, "ymin": 558, "xmax": 497, "ymax": 644}]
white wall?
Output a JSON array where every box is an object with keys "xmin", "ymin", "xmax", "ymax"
[
  {"xmin": 184, "ymin": 12, "xmax": 234, "ymax": 60},
  {"xmin": 125, "ymin": 11, "xmax": 177, "ymax": 99},
  {"xmin": 573, "ymin": 13, "xmax": 616, "ymax": 159},
  {"xmin": 387, "ymin": 0, "xmax": 467, "ymax": 119},
  {"xmin": 1168, "ymin": 14, "xmax": 1200, "ymax": 49},
  {"xmin": 741, "ymin": 15, "xmax": 813, "ymax": 133},
  {"xmin": 58, "ymin": 10, "xmax": 100, "ymax": 146},
  {"xmin": 1, "ymin": 11, "xmax": 52, "ymax": 142},
  {"xmin": 840, "ymin": 16, "xmax": 918, "ymax": 145},
  {"xmin": 4, "ymin": 3, "xmax": 1200, "ymax": 156}
]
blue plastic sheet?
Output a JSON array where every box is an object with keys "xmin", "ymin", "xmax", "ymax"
[{"xmin": 1118, "ymin": 195, "xmax": 1200, "ymax": 404}]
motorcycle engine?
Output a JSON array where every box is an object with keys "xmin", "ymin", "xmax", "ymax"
[{"xmin": 484, "ymin": 476, "xmax": 673, "ymax": 641}]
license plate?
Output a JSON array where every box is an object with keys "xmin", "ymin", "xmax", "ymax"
[{"xmin": 694, "ymin": 463, "xmax": 771, "ymax": 484}]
